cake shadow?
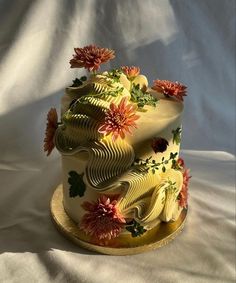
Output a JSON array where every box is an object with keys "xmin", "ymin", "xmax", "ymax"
[{"xmin": 0, "ymin": 91, "xmax": 101, "ymax": 255}]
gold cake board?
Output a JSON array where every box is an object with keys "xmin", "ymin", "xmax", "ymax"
[{"xmin": 50, "ymin": 184, "xmax": 187, "ymax": 255}]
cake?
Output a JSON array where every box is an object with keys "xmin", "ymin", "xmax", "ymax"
[{"xmin": 44, "ymin": 45, "xmax": 191, "ymax": 246}]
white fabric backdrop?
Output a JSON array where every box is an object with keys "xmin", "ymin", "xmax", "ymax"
[{"xmin": 0, "ymin": 0, "xmax": 235, "ymax": 282}]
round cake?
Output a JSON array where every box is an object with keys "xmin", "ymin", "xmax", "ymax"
[{"xmin": 44, "ymin": 45, "xmax": 191, "ymax": 247}]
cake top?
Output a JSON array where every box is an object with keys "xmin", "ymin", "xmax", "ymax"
[{"xmin": 43, "ymin": 44, "xmax": 187, "ymax": 156}]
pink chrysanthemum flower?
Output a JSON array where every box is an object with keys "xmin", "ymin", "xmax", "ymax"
[
  {"xmin": 178, "ymin": 165, "xmax": 191, "ymax": 209},
  {"xmin": 98, "ymin": 97, "xmax": 140, "ymax": 141},
  {"xmin": 152, "ymin": 80, "xmax": 187, "ymax": 101},
  {"xmin": 121, "ymin": 66, "xmax": 140, "ymax": 80},
  {"xmin": 80, "ymin": 195, "xmax": 126, "ymax": 240},
  {"xmin": 69, "ymin": 45, "xmax": 115, "ymax": 72},
  {"xmin": 44, "ymin": 108, "xmax": 58, "ymax": 156}
]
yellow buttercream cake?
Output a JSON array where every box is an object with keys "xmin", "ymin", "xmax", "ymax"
[{"xmin": 44, "ymin": 45, "xmax": 190, "ymax": 244}]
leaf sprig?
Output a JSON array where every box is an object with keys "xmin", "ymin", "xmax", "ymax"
[
  {"xmin": 172, "ymin": 127, "xmax": 182, "ymax": 145},
  {"xmin": 102, "ymin": 85, "xmax": 124, "ymax": 97},
  {"xmin": 166, "ymin": 179, "xmax": 179, "ymax": 194},
  {"xmin": 171, "ymin": 159, "xmax": 182, "ymax": 170},
  {"xmin": 130, "ymin": 84, "xmax": 158, "ymax": 109},
  {"xmin": 106, "ymin": 69, "xmax": 122, "ymax": 83},
  {"xmin": 134, "ymin": 152, "xmax": 178, "ymax": 174}
]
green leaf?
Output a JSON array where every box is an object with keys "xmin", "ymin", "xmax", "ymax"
[
  {"xmin": 171, "ymin": 159, "xmax": 177, "ymax": 168},
  {"xmin": 126, "ymin": 220, "xmax": 147, "ymax": 237},
  {"xmin": 68, "ymin": 171, "xmax": 86, "ymax": 198},
  {"xmin": 172, "ymin": 127, "xmax": 182, "ymax": 145},
  {"xmin": 170, "ymin": 152, "xmax": 178, "ymax": 160},
  {"xmin": 106, "ymin": 69, "xmax": 122, "ymax": 83},
  {"xmin": 71, "ymin": 76, "xmax": 87, "ymax": 87},
  {"xmin": 130, "ymin": 84, "xmax": 158, "ymax": 109},
  {"xmin": 80, "ymin": 76, "xmax": 87, "ymax": 81},
  {"xmin": 102, "ymin": 85, "xmax": 124, "ymax": 97}
]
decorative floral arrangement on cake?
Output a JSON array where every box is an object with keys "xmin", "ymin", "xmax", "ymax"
[
  {"xmin": 44, "ymin": 45, "xmax": 187, "ymax": 153},
  {"xmin": 44, "ymin": 45, "xmax": 191, "ymax": 242}
]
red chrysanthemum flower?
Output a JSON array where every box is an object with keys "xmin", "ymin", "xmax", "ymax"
[
  {"xmin": 178, "ymin": 163, "xmax": 191, "ymax": 209},
  {"xmin": 151, "ymin": 137, "xmax": 169, "ymax": 153},
  {"xmin": 152, "ymin": 80, "xmax": 187, "ymax": 101},
  {"xmin": 121, "ymin": 66, "xmax": 140, "ymax": 80},
  {"xmin": 98, "ymin": 97, "xmax": 140, "ymax": 141},
  {"xmin": 44, "ymin": 108, "xmax": 58, "ymax": 156},
  {"xmin": 80, "ymin": 195, "xmax": 126, "ymax": 240},
  {"xmin": 69, "ymin": 45, "xmax": 115, "ymax": 72}
]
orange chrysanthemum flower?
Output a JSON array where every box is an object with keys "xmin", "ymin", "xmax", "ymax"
[
  {"xmin": 80, "ymin": 195, "xmax": 126, "ymax": 240},
  {"xmin": 69, "ymin": 45, "xmax": 115, "ymax": 72},
  {"xmin": 121, "ymin": 66, "xmax": 140, "ymax": 80},
  {"xmin": 98, "ymin": 97, "xmax": 140, "ymax": 141},
  {"xmin": 44, "ymin": 108, "xmax": 58, "ymax": 156},
  {"xmin": 152, "ymin": 80, "xmax": 187, "ymax": 101}
]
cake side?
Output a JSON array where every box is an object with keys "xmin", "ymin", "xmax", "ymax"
[
  {"xmin": 44, "ymin": 45, "xmax": 191, "ymax": 242},
  {"xmin": 56, "ymin": 72, "xmax": 185, "ymax": 235}
]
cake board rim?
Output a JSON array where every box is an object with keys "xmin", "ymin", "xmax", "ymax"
[{"xmin": 50, "ymin": 184, "xmax": 188, "ymax": 255}]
